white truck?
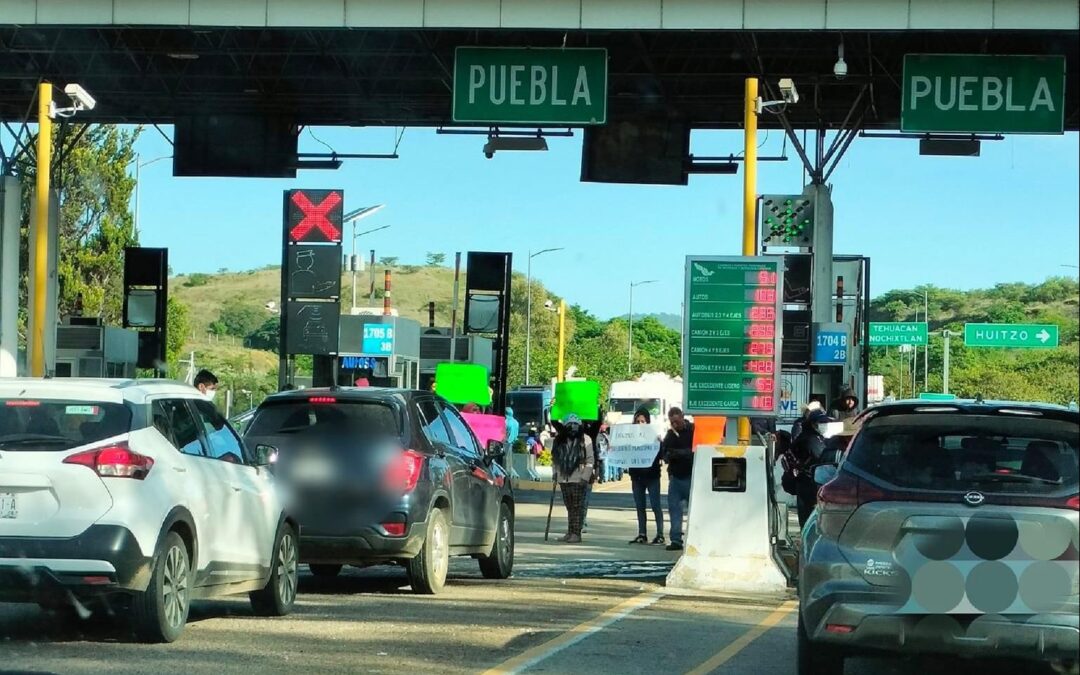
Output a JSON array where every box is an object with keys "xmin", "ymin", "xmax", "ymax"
[{"xmin": 605, "ymin": 372, "xmax": 683, "ymax": 438}]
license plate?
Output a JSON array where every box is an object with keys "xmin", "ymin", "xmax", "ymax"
[{"xmin": 0, "ymin": 492, "xmax": 16, "ymax": 519}]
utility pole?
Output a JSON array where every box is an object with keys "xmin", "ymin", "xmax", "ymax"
[
  {"xmin": 628, "ymin": 279, "xmax": 658, "ymax": 375},
  {"xmin": 525, "ymin": 247, "xmax": 562, "ymax": 385},
  {"xmin": 942, "ymin": 330, "xmax": 951, "ymax": 394},
  {"xmin": 30, "ymin": 82, "xmax": 52, "ymax": 377},
  {"xmin": 557, "ymin": 300, "xmax": 566, "ymax": 382},
  {"xmin": 923, "ymin": 291, "xmax": 929, "ymax": 391},
  {"xmin": 739, "ymin": 76, "xmax": 759, "ymax": 445}
]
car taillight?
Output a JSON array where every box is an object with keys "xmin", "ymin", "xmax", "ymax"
[
  {"xmin": 1066, "ymin": 495, "xmax": 1080, "ymax": 510},
  {"xmin": 308, "ymin": 396, "xmax": 336, "ymax": 404},
  {"xmin": 64, "ymin": 444, "xmax": 154, "ymax": 479},
  {"xmin": 816, "ymin": 470, "xmax": 892, "ymax": 537},
  {"xmin": 384, "ymin": 450, "xmax": 424, "ymax": 493},
  {"xmin": 382, "ymin": 523, "xmax": 406, "ymax": 537}
]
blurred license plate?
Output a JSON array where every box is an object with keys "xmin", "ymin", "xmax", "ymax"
[{"xmin": 0, "ymin": 493, "xmax": 16, "ymax": 519}]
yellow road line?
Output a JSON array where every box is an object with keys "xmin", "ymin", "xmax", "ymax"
[
  {"xmin": 481, "ymin": 590, "xmax": 665, "ymax": 675},
  {"xmin": 683, "ymin": 600, "xmax": 798, "ymax": 675}
]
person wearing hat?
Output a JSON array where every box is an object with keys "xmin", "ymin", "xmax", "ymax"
[
  {"xmin": 830, "ymin": 387, "xmax": 860, "ymax": 422},
  {"xmin": 550, "ymin": 414, "xmax": 594, "ymax": 544},
  {"xmin": 791, "ymin": 400, "xmax": 824, "ymax": 442},
  {"xmin": 793, "ymin": 409, "xmax": 843, "ymax": 527}
]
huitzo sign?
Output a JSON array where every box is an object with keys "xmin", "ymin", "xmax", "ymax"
[
  {"xmin": 868, "ymin": 322, "xmax": 928, "ymax": 347},
  {"xmin": 452, "ymin": 47, "xmax": 607, "ymax": 125},
  {"xmin": 901, "ymin": 54, "xmax": 1066, "ymax": 134},
  {"xmin": 964, "ymin": 323, "xmax": 1059, "ymax": 349}
]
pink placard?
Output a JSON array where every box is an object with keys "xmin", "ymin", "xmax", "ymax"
[{"xmin": 460, "ymin": 412, "xmax": 506, "ymax": 448}]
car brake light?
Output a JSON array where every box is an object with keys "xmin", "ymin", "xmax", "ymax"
[
  {"xmin": 826, "ymin": 624, "xmax": 855, "ymax": 634},
  {"xmin": 4, "ymin": 400, "xmax": 40, "ymax": 407},
  {"xmin": 382, "ymin": 523, "xmax": 406, "ymax": 537},
  {"xmin": 308, "ymin": 396, "xmax": 336, "ymax": 404},
  {"xmin": 816, "ymin": 470, "xmax": 892, "ymax": 538},
  {"xmin": 384, "ymin": 450, "xmax": 424, "ymax": 493},
  {"xmin": 64, "ymin": 444, "xmax": 154, "ymax": 479},
  {"xmin": 1067, "ymin": 495, "xmax": 1080, "ymax": 510}
]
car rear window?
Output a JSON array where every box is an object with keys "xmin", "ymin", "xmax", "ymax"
[
  {"xmin": 246, "ymin": 398, "xmax": 401, "ymax": 438},
  {"xmin": 0, "ymin": 400, "xmax": 133, "ymax": 451},
  {"xmin": 846, "ymin": 413, "xmax": 1079, "ymax": 495}
]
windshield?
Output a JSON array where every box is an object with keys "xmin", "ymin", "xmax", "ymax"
[
  {"xmin": 0, "ymin": 400, "xmax": 133, "ymax": 451},
  {"xmin": 246, "ymin": 398, "xmax": 402, "ymax": 438},
  {"xmin": 846, "ymin": 413, "xmax": 1079, "ymax": 495},
  {"xmin": 609, "ymin": 398, "xmax": 662, "ymax": 416}
]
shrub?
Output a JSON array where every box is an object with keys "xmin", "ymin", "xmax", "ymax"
[
  {"xmin": 184, "ymin": 273, "xmax": 211, "ymax": 287},
  {"xmin": 537, "ymin": 449, "xmax": 552, "ymax": 466}
]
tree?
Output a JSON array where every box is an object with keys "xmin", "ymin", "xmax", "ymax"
[
  {"xmin": 247, "ymin": 316, "xmax": 281, "ymax": 352},
  {"xmin": 212, "ymin": 300, "xmax": 265, "ymax": 340},
  {"xmin": 425, "ymin": 252, "xmax": 446, "ymax": 267},
  {"xmin": 17, "ymin": 125, "xmax": 141, "ymax": 324},
  {"xmin": 166, "ymin": 298, "xmax": 191, "ymax": 365},
  {"xmin": 379, "ymin": 256, "xmax": 399, "ymax": 267}
]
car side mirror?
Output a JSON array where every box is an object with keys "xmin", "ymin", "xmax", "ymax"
[
  {"xmin": 485, "ymin": 440, "xmax": 506, "ymax": 461},
  {"xmin": 253, "ymin": 444, "xmax": 278, "ymax": 467},
  {"xmin": 814, "ymin": 464, "xmax": 838, "ymax": 486}
]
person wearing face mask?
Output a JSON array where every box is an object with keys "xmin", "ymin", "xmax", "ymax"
[
  {"xmin": 792, "ymin": 409, "xmax": 842, "ymax": 527},
  {"xmin": 194, "ymin": 369, "xmax": 219, "ymax": 402}
]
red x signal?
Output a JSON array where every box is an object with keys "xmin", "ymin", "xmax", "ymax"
[{"xmin": 290, "ymin": 191, "xmax": 342, "ymax": 242}]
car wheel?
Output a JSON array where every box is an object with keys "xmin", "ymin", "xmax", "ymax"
[
  {"xmin": 250, "ymin": 523, "xmax": 299, "ymax": 616},
  {"xmin": 797, "ymin": 611, "xmax": 845, "ymax": 675},
  {"xmin": 130, "ymin": 531, "xmax": 190, "ymax": 643},
  {"xmin": 309, "ymin": 564, "xmax": 342, "ymax": 578},
  {"xmin": 407, "ymin": 507, "xmax": 449, "ymax": 595},
  {"xmin": 478, "ymin": 502, "xmax": 514, "ymax": 580}
]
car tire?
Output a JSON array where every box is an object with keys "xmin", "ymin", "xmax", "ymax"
[
  {"xmin": 250, "ymin": 523, "xmax": 299, "ymax": 617},
  {"xmin": 478, "ymin": 502, "xmax": 514, "ymax": 580},
  {"xmin": 309, "ymin": 564, "xmax": 342, "ymax": 578},
  {"xmin": 130, "ymin": 531, "xmax": 190, "ymax": 643},
  {"xmin": 407, "ymin": 507, "xmax": 449, "ymax": 595},
  {"xmin": 797, "ymin": 611, "xmax": 845, "ymax": 675}
]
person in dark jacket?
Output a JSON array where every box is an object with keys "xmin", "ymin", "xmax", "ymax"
[
  {"xmin": 790, "ymin": 400, "xmax": 823, "ymax": 441},
  {"xmin": 662, "ymin": 407, "xmax": 695, "ymax": 551},
  {"xmin": 551, "ymin": 415, "xmax": 594, "ymax": 543},
  {"xmin": 793, "ymin": 409, "xmax": 841, "ymax": 527},
  {"xmin": 830, "ymin": 387, "xmax": 860, "ymax": 422},
  {"xmin": 628, "ymin": 409, "xmax": 665, "ymax": 546}
]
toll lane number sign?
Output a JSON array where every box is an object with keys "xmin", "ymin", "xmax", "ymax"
[
  {"xmin": 902, "ymin": 54, "xmax": 1065, "ymax": 134},
  {"xmin": 453, "ymin": 47, "xmax": 607, "ymax": 125}
]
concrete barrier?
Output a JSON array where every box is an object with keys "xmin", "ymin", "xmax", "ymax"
[{"xmin": 666, "ymin": 444, "xmax": 788, "ymax": 595}]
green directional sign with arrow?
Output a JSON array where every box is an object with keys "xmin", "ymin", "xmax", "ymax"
[{"xmin": 964, "ymin": 323, "xmax": 1059, "ymax": 348}]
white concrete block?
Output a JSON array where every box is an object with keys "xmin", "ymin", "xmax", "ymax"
[
  {"xmin": 745, "ymin": 0, "xmax": 826, "ymax": 29},
  {"xmin": 661, "ymin": 0, "xmax": 743, "ymax": 29},
  {"xmin": 424, "ymin": 0, "xmax": 501, "ymax": 28},
  {"xmin": 0, "ymin": 0, "xmax": 36, "ymax": 23},
  {"xmin": 345, "ymin": 0, "xmax": 423, "ymax": 27},
  {"xmin": 993, "ymin": 0, "xmax": 1079, "ymax": 29},
  {"xmin": 268, "ymin": 0, "xmax": 344, "ymax": 27},
  {"xmin": 910, "ymin": 0, "xmax": 993, "ymax": 29},
  {"xmin": 190, "ymin": 0, "xmax": 267, "ymax": 26},
  {"xmin": 582, "ymin": 0, "xmax": 661, "ymax": 29},
  {"xmin": 37, "ymin": 0, "xmax": 112, "ymax": 24},
  {"xmin": 114, "ymin": 0, "xmax": 190, "ymax": 25},
  {"xmin": 826, "ymin": 0, "xmax": 909, "ymax": 29},
  {"xmin": 501, "ymin": 0, "xmax": 581, "ymax": 28}
]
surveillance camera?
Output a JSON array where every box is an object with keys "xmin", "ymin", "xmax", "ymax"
[
  {"xmin": 778, "ymin": 78, "xmax": 799, "ymax": 105},
  {"xmin": 482, "ymin": 140, "xmax": 496, "ymax": 159},
  {"xmin": 544, "ymin": 300, "xmax": 554, "ymax": 309},
  {"xmin": 63, "ymin": 84, "xmax": 95, "ymax": 111},
  {"xmin": 834, "ymin": 58, "xmax": 848, "ymax": 80}
]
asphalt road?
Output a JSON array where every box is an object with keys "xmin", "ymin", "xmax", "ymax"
[{"xmin": 0, "ymin": 485, "xmax": 1063, "ymax": 674}]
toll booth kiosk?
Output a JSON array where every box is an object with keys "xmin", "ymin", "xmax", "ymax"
[
  {"xmin": 418, "ymin": 327, "xmax": 494, "ymax": 392},
  {"xmin": 314, "ymin": 314, "xmax": 421, "ymax": 389},
  {"xmin": 54, "ymin": 318, "xmax": 139, "ymax": 378}
]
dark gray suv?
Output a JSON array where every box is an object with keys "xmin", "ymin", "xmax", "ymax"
[
  {"xmin": 244, "ymin": 388, "xmax": 515, "ymax": 594},
  {"xmin": 798, "ymin": 400, "xmax": 1079, "ymax": 675}
]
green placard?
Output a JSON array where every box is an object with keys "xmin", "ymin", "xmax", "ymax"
[
  {"xmin": 434, "ymin": 363, "xmax": 491, "ymax": 406},
  {"xmin": 683, "ymin": 257, "xmax": 782, "ymax": 417},
  {"xmin": 551, "ymin": 381, "xmax": 600, "ymax": 422},
  {"xmin": 964, "ymin": 323, "xmax": 1059, "ymax": 348},
  {"xmin": 452, "ymin": 47, "xmax": 608, "ymax": 125},
  {"xmin": 869, "ymin": 322, "xmax": 928, "ymax": 346},
  {"xmin": 901, "ymin": 54, "xmax": 1066, "ymax": 134}
]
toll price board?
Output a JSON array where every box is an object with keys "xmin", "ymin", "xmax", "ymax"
[{"xmin": 683, "ymin": 257, "xmax": 783, "ymax": 417}]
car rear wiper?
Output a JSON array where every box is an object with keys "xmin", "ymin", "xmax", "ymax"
[
  {"xmin": 968, "ymin": 472, "xmax": 1063, "ymax": 486},
  {"xmin": 0, "ymin": 435, "xmax": 72, "ymax": 448}
]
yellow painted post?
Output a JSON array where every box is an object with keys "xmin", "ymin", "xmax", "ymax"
[
  {"xmin": 31, "ymin": 82, "xmax": 52, "ymax": 378},
  {"xmin": 557, "ymin": 298, "xmax": 565, "ymax": 380},
  {"xmin": 738, "ymin": 77, "xmax": 759, "ymax": 445}
]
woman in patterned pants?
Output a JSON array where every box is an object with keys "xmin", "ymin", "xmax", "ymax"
[{"xmin": 552, "ymin": 414, "xmax": 594, "ymax": 544}]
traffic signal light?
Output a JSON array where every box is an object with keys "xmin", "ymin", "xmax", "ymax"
[{"xmin": 760, "ymin": 194, "xmax": 814, "ymax": 248}]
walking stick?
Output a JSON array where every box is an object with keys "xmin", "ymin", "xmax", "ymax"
[{"xmin": 544, "ymin": 477, "xmax": 557, "ymax": 541}]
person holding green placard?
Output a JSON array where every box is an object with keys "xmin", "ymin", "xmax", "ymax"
[{"xmin": 551, "ymin": 414, "xmax": 594, "ymax": 544}]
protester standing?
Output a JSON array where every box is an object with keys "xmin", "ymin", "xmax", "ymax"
[
  {"xmin": 628, "ymin": 408, "xmax": 665, "ymax": 546},
  {"xmin": 551, "ymin": 415, "xmax": 594, "ymax": 544},
  {"xmin": 662, "ymin": 407, "xmax": 695, "ymax": 551}
]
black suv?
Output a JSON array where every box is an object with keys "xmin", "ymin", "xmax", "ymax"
[{"xmin": 244, "ymin": 388, "xmax": 514, "ymax": 594}]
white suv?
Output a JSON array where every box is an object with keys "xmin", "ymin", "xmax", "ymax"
[{"xmin": 0, "ymin": 378, "xmax": 298, "ymax": 642}]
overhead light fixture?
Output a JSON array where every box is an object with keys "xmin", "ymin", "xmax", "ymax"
[
  {"xmin": 167, "ymin": 53, "xmax": 200, "ymax": 61},
  {"xmin": 482, "ymin": 136, "xmax": 548, "ymax": 158},
  {"xmin": 919, "ymin": 139, "xmax": 980, "ymax": 157}
]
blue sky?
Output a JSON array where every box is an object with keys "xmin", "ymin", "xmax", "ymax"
[{"xmin": 130, "ymin": 126, "xmax": 1079, "ymax": 319}]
